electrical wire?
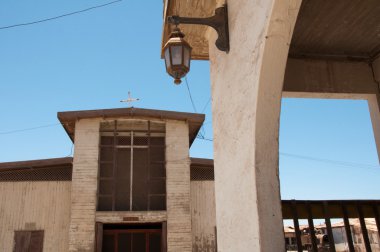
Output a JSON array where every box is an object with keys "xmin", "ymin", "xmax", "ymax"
[
  {"xmin": 198, "ymin": 98, "xmax": 212, "ymax": 137},
  {"xmin": 184, "ymin": 76, "xmax": 207, "ymax": 138},
  {"xmin": 184, "ymin": 76, "xmax": 198, "ymax": 113},
  {"xmin": 0, "ymin": 0, "xmax": 122, "ymax": 30},
  {"xmin": 280, "ymin": 152, "xmax": 379, "ymax": 170},
  {"xmin": 0, "ymin": 123, "xmax": 62, "ymax": 135},
  {"xmin": 3, "ymin": 121, "xmax": 378, "ymax": 170},
  {"xmin": 201, "ymin": 97, "xmax": 211, "ymax": 113},
  {"xmin": 66, "ymin": 143, "xmax": 74, "ymax": 157},
  {"xmin": 195, "ymin": 136, "xmax": 379, "ymax": 169},
  {"xmin": 196, "ymin": 135, "xmax": 213, "ymax": 142}
]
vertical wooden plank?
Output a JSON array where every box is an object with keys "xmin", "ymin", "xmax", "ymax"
[
  {"xmin": 14, "ymin": 231, "xmax": 31, "ymax": 252},
  {"xmin": 29, "ymin": 231, "xmax": 44, "ymax": 252},
  {"xmin": 373, "ymin": 203, "xmax": 380, "ymax": 241},
  {"xmin": 95, "ymin": 222, "xmax": 103, "ymax": 252},
  {"xmin": 161, "ymin": 222, "xmax": 167, "ymax": 252},
  {"xmin": 147, "ymin": 121, "xmax": 151, "ymax": 211},
  {"xmin": 112, "ymin": 120, "xmax": 117, "ymax": 211},
  {"xmin": 97, "ymin": 144, "xmax": 101, "ymax": 212},
  {"xmin": 322, "ymin": 201, "xmax": 336, "ymax": 252},
  {"xmin": 341, "ymin": 204, "xmax": 355, "ymax": 252},
  {"xmin": 146, "ymin": 233, "xmax": 150, "ymax": 252},
  {"xmin": 130, "ymin": 131, "xmax": 134, "ymax": 211},
  {"xmin": 214, "ymin": 226, "xmax": 218, "ymax": 252},
  {"xmin": 306, "ymin": 202, "xmax": 318, "ymax": 252},
  {"xmin": 115, "ymin": 233, "xmax": 118, "ymax": 252},
  {"xmin": 357, "ymin": 204, "xmax": 372, "ymax": 252},
  {"xmin": 291, "ymin": 200, "xmax": 303, "ymax": 252}
]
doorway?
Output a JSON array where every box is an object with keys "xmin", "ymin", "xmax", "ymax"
[{"xmin": 98, "ymin": 223, "xmax": 166, "ymax": 252}]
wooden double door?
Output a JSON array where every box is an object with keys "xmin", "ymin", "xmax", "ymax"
[{"xmin": 97, "ymin": 223, "xmax": 166, "ymax": 252}]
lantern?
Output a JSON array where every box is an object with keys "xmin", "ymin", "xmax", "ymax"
[{"xmin": 163, "ymin": 27, "xmax": 192, "ymax": 84}]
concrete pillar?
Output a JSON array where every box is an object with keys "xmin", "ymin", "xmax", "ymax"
[
  {"xmin": 209, "ymin": 0, "xmax": 301, "ymax": 251},
  {"xmin": 68, "ymin": 119, "xmax": 100, "ymax": 252},
  {"xmin": 370, "ymin": 57, "xmax": 380, "ymax": 162},
  {"xmin": 165, "ymin": 120, "xmax": 192, "ymax": 252}
]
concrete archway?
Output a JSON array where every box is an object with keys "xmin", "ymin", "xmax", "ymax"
[{"xmin": 208, "ymin": 0, "xmax": 302, "ymax": 251}]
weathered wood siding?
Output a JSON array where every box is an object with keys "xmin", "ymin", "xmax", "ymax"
[
  {"xmin": 0, "ymin": 181, "xmax": 71, "ymax": 252},
  {"xmin": 191, "ymin": 181, "xmax": 216, "ymax": 252}
]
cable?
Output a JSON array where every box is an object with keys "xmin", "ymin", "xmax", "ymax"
[
  {"xmin": 183, "ymin": 77, "xmax": 211, "ymax": 138},
  {"xmin": 184, "ymin": 76, "xmax": 207, "ymax": 137},
  {"xmin": 0, "ymin": 123, "xmax": 62, "ymax": 135},
  {"xmin": 280, "ymin": 152, "xmax": 379, "ymax": 170},
  {"xmin": 4, "ymin": 120, "xmax": 377, "ymax": 170},
  {"xmin": 196, "ymin": 136, "xmax": 213, "ymax": 142},
  {"xmin": 198, "ymin": 97, "xmax": 211, "ymax": 137},
  {"xmin": 184, "ymin": 76, "xmax": 198, "ymax": 113},
  {"xmin": 193, "ymin": 138, "xmax": 379, "ymax": 169},
  {"xmin": 0, "ymin": 0, "xmax": 122, "ymax": 30},
  {"xmin": 201, "ymin": 97, "xmax": 211, "ymax": 113},
  {"xmin": 66, "ymin": 143, "xmax": 74, "ymax": 157}
]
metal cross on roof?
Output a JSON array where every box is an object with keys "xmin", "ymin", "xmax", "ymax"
[{"xmin": 120, "ymin": 91, "xmax": 140, "ymax": 107}]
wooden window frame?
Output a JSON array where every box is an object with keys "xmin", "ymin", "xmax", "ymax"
[
  {"xmin": 95, "ymin": 222, "xmax": 167, "ymax": 252},
  {"xmin": 97, "ymin": 120, "xmax": 166, "ymax": 211}
]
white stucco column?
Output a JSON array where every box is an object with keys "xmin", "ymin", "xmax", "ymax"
[
  {"xmin": 209, "ymin": 0, "xmax": 301, "ymax": 251},
  {"xmin": 165, "ymin": 120, "xmax": 192, "ymax": 252},
  {"xmin": 68, "ymin": 119, "xmax": 100, "ymax": 252},
  {"xmin": 370, "ymin": 57, "xmax": 380, "ymax": 162}
]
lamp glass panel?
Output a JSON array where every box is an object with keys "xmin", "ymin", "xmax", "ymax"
[
  {"xmin": 171, "ymin": 45, "xmax": 183, "ymax": 65},
  {"xmin": 184, "ymin": 46, "xmax": 191, "ymax": 68},
  {"xmin": 164, "ymin": 47, "xmax": 171, "ymax": 69}
]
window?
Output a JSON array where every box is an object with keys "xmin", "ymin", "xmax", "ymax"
[
  {"xmin": 14, "ymin": 230, "xmax": 44, "ymax": 252},
  {"xmin": 98, "ymin": 120, "xmax": 166, "ymax": 211}
]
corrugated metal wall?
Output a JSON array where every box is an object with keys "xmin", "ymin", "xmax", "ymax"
[
  {"xmin": 0, "ymin": 181, "xmax": 71, "ymax": 251},
  {"xmin": 191, "ymin": 181, "xmax": 217, "ymax": 252}
]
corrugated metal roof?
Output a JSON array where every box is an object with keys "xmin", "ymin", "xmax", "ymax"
[{"xmin": 0, "ymin": 157, "xmax": 73, "ymax": 181}]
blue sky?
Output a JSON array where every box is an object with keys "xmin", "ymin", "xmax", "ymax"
[{"xmin": 0, "ymin": 0, "xmax": 379, "ymax": 200}]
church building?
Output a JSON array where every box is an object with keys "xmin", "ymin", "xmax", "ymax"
[{"xmin": 0, "ymin": 107, "xmax": 216, "ymax": 252}]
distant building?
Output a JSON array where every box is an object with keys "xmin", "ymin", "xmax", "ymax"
[
  {"xmin": 319, "ymin": 219, "xmax": 380, "ymax": 252},
  {"xmin": 285, "ymin": 219, "xmax": 380, "ymax": 252},
  {"xmin": 284, "ymin": 226, "xmax": 297, "ymax": 251}
]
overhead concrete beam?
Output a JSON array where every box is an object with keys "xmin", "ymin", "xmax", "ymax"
[{"xmin": 283, "ymin": 58, "xmax": 378, "ymax": 94}]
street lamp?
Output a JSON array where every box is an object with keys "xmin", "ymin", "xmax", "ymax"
[
  {"xmin": 163, "ymin": 27, "xmax": 192, "ymax": 85},
  {"xmin": 163, "ymin": 4, "xmax": 230, "ymax": 84}
]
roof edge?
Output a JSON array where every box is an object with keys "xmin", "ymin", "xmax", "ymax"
[
  {"xmin": 0, "ymin": 157, "xmax": 73, "ymax": 171},
  {"xmin": 57, "ymin": 107, "xmax": 205, "ymax": 145},
  {"xmin": 57, "ymin": 107, "xmax": 205, "ymax": 123},
  {"xmin": 190, "ymin": 157, "xmax": 214, "ymax": 167}
]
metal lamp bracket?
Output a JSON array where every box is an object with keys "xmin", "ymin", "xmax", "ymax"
[{"xmin": 167, "ymin": 5, "xmax": 229, "ymax": 52}]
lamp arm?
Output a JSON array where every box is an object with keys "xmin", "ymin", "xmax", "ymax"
[{"xmin": 167, "ymin": 5, "xmax": 229, "ymax": 52}]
